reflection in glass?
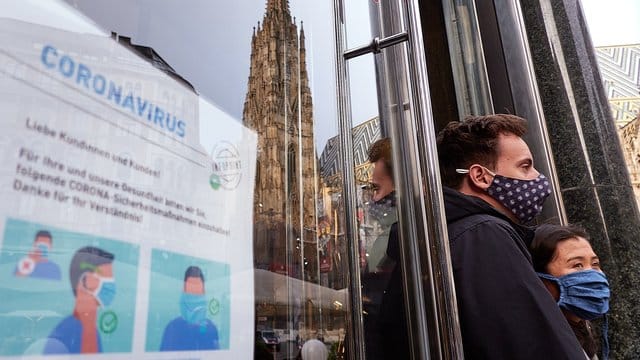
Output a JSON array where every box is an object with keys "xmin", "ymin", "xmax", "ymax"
[
  {"xmin": 443, "ymin": 0, "xmax": 493, "ymax": 115},
  {"xmin": 3, "ymin": 0, "xmax": 359, "ymax": 358},
  {"xmin": 243, "ymin": 1, "xmax": 349, "ymax": 358}
]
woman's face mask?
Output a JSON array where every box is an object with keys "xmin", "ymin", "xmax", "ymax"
[{"xmin": 537, "ymin": 269, "xmax": 610, "ymax": 320}]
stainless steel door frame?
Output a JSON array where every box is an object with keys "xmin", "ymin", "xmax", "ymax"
[
  {"xmin": 395, "ymin": 1, "xmax": 464, "ymax": 358},
  {"xmin": 332, "ymin": 0, "xmax": 463, "ymax": 358},
  {"xmin": 482, "ymin": 0, "xmax": 568, "ymax": 224},
  {"xmin": 331, "ymin": 1, "xmax": 366, "ymax": 358}
]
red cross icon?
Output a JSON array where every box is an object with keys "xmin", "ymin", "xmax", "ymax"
[{"xmin": 18, "ymin": 257, "xmax": 35, "ymax": 275}]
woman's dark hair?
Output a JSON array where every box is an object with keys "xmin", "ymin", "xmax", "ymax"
[
  {"xmin": 530, "ymin": 223, "xmax": 598, "ymax": 357},
  {"xmin": 529, "ymin": 223, "xmax": 590, "ymax": 273}
]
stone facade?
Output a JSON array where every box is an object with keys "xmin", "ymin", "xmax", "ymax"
[
  {"xmin": 522, "ymin": 1, "xmax": 640, "ymax": 356},
  {"xmin": 243, "ymin": 0, "xmax": 316, "ymax": 271},
  {"xmin": 618, "ymin": 115, "xmax": 640, "ymax": 208}
]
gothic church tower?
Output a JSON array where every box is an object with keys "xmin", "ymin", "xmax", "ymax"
[{"xmin": 243, "ymin": 0, "xmax": 316, "ymax": 272}]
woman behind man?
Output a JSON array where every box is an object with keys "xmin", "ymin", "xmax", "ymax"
[{"xmin": 530, "ymin": 224, "xmax": 611, "ymax": 360}]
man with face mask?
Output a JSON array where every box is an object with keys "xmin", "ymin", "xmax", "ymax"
[
  {"xmin": 361, "ymin": 137, "xmax": 398, "ymax": 360},
  {"xmin": 14, "ymin": 230, "xmax": 61, "ymax": 280},
  {"xmin": 160, "ymin": 265, "xmax": 219, "ymax": 351},
  {"xmin": 43, "ymin": 246, "xmax": 115, "ymax": 354},
  {"xmin": 365, "ymin": 137, "xmax": 397, "ymax": 273},
  {"xmin": 436, "ymin": 115, "xmax": 585, "ymax": 359}
]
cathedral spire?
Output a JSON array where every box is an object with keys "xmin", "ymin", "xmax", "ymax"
[
  {"xmin": 299, "ymin": 21, "xmax": 306, "ymax": 65},
  {"xmin": 266, "ymin": 0, "xmax": 290, "ymax": 15},
  {"xmin": 244, "ymin": 0, "xmax": 317, "ymax": 269}
]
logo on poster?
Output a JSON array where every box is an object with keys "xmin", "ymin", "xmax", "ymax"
[{"xmin": 210, "ymin": 142, "xmax": 242, "ymax": 190}]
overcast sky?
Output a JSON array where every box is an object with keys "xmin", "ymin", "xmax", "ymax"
[
  {"xmin": 61, "ymin": 0, "xmax": 378, "ymax": 154},
  {"xmin": 582, "ymin": 0, "xmax": 640, "ymax": 46},
  {"xmin": 48, "ymin": 0, "xmax": 640, "ymax": 152}
]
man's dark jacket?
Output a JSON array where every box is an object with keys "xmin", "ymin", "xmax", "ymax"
[{"xmin": 444, "ymin": 187, "xmax": 585, "ymax": 359}]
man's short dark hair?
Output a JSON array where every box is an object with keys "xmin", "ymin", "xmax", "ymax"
[
  {"xmin": 69, "ymin": 246, "xmax": 114, "ymax": 296},
  {"xmin": 34, "ymin": 230, "xmax": 52, "ymax": 244},
  {"xmin": 184, "ymin": 265, "xmax": 205, "ymax": 283},
  {"xmin": 436, "ymin": 114, "xmax": 528, "ymax": 189},
  {"xmin": 368, "ymin": 137, "xmax": 393, "ymax": 177}
]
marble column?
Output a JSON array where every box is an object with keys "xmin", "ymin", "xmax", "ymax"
[{"xmin": 520, "ymin": 0, "xmax": 640, "ymax": 358}]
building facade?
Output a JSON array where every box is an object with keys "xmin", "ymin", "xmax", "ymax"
[
  {"xmin": 595, "ymin": 44, "xmax": 640, "ymax": 208},
  {"xmin": 1, "ymin": 0, "xmax": 639, "ymax": 359},
  {"xmin": 595, "ymin": 44, "xmax": 640, "ymax": 127},
  {"xmin": 243, "ymin": 0, "xmax": 316, "ymax": 275}
]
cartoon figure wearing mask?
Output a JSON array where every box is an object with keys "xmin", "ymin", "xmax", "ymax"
[
  {"xmin": 43, "ymin": 246, "xmax": 115, "ymax": 354},
  {"xmin": 160, "ymin": 265, "xmax": 219, "ymax": 351},
  {"xmin": 14, "ymin": 230, "xmax": 61, "ymax": 280}
]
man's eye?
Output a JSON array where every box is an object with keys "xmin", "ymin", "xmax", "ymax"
[
  {"xmin": 363, "ymin": 183, "xmax": 376, "ymax": 191},
  {"xmin": 572, "ymin": 263, "xmax": 584, "ymax": 269},
  {"xmin": 592, "ymin": 262, "xmax": 601, "ymax": 268}
]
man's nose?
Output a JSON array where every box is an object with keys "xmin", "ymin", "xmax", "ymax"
[{"xmin": 532, "ymin": 167, "xmax": 540, "ymax": 178}]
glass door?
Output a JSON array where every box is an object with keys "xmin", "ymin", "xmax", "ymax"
[{"xmin": 333, "ymin": 0, "xmax": 463, "ymax": 358}]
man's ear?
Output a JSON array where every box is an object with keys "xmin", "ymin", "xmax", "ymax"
[
  {"xmin": 467, "ymin": 164, "xmax": 493, "ymax": 190},
  {"xmin": 80, "ymin": 272, "xmax": 100, "ymax": 292}
]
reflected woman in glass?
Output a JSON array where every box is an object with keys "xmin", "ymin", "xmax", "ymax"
[{"xmin": 530, "ymin": 224, "xmax": 610, "ymax": 360}]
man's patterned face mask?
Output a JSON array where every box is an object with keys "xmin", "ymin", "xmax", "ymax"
[{"xmin": 457, "ymin": 167, "xmax": 552, "ymax": 223}]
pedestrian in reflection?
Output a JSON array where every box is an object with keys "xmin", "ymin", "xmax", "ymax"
[
  {"xmin": 530, "ymin": 224, "xmax": 610, "ymax": 359},
  {"xmin": 360, "ymin": 137, "xmax": 399, "ymax": 360},
  {"xmin": 365, "ymin": 137, "xmax": 396, "ymax": 273},
  {"xmin": 300, "ymin": 339, "xmax": 328, "ymax": 360},
  {"xmin": 436, "ymin": 114, "xmax": 585, "ymax": 359},
  {"xmin": 360, "ymin": 137, "xmax": 411, "ymax": 360}
]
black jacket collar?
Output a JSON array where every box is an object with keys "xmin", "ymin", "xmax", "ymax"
[{"xmin": 443, "ymin": 187, "xmax": 536, "ymax": 246}]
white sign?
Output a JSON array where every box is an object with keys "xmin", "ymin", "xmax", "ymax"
[{"xmin": 0, "ymin": 2, "xmax": 257, "ymax": 359}]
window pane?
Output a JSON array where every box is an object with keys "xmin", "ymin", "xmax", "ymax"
[{"xmin": 0, "ymin": 1, "xmax": 350, "ymax": 358}]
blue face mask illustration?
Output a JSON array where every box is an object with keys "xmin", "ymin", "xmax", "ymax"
[
  {"xmin": 180, "ymin": 293, "xmax": 208, "ymax": 325},
  {"xmin": 537, "ymin": 269, "xmax": 610, "ymax": 320},
  {"xmin": 96, "ymin": 278, "xmax": 116, "ymax": 307},
  {"xmin": 36, "ymin": 242, "xmax": 50, "ymax": 258},
  {"xmin": 85, "ymin": 274, "xmax": 116, "ymax": 307}
]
